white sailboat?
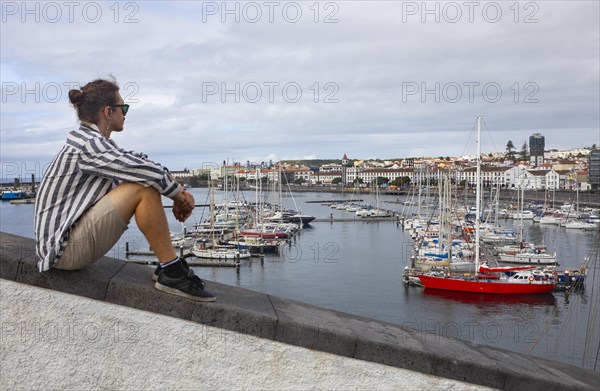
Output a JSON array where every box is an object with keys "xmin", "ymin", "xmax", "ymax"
[
  {"xmin": 192, "ymin": 177, "xmax": 251, "ymax": 260},
  {"xmin": 417, "ymin": 116, "xmax": 556, "ymax": 295}
]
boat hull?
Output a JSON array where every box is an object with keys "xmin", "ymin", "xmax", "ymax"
[
  {"xmin": 498, "ymin": 254, "xmax": 557, "ymax": 265},
  {"xmin": 191, "ymin": 246, "xmax": 251, "ymax": 259},
  {"xmin": 288, "ymin": 215, "xmax": 316, "ymax": 226},
  {"xmin": 418, "ymin": 275, "xmax": 555, "ymax": 294},
  {"xmin": 226, "ymin": 241, "xmax": 280, "ymax": 254},
  {"xmin": 1, "ymin": 191, "xmax": 29, "ymax": 200},
  {"xmin": 240, "ymin": 231, "xmax": 288, "ymax": 239}
]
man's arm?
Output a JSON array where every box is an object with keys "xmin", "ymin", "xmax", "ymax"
[{"xmin": 78, "ymin": 137, "xmax": 180, "ymax": 198}]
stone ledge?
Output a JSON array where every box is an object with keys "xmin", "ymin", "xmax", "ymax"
[{"xmin": 1, "ymin": 232, "xmax": 598, "ymax": 391}]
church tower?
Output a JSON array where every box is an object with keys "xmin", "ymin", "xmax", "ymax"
[{"xmin": 341, "ymin": 153, "xmax": 349, "ymax": 185}]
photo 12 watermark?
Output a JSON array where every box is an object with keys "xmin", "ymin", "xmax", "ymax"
[
  {"xmin": 1, "ymin": 81, "xmax": 139, "ymax": 104},
  {"xmin": 401, "ymin": 81, "xmax": 539, "ymax": 104},
  {"xmin": 201, "ymin": 81, "xmax": 339, "ymax": 103},
  {"xmin": 1, "ymin": 161, "xmax": 50, "ymax": 184},
  {"xmin": 185, "ymin": 319, "xmax": 341, "ymax": 347},
  {"xmin": 200, "ymin": 1, "xmax": 339, "ymax": 24},
  {"xmin": 402, "ymin": 320, "xmax": 551, "ymax": 348},
  {"xmin": 1, "ymin": 1, "xmax": 140, "ymax": 23},
  {"xmin": 281, "ymin": 241, "xmax": 340, "ymax": 264},
  {"xmin": 1, "ymin": 320, "xmax": 140, "ymax": 346},
  {"xmin": 400, "ymin": 1, "xmax": 540, "ymax": 24}
]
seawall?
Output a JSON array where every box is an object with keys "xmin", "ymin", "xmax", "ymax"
[{"xmin": 1, "ymin": 232, "xmax": 598, "ymax": 390}]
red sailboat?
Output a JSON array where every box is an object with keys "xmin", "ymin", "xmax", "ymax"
[
  {"xmin": 417, "ymin": 116, "xmax": 555, "ymax": 295},
  {"xmin": 418, "ymin": 266, "xmax": 555, "ymax": 295}
]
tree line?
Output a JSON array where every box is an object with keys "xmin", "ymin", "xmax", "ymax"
[{"xmin": 505, "ymin": 140, "xmax": 529, "ymax": 161}]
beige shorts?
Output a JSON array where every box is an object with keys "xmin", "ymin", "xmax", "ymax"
[{"xmin": 54, "ymin": 196, "xmax": 128, "ymax": 270}]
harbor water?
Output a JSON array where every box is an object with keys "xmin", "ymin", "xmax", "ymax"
[{"xmin": 1, "ymin": 188, "xmax": 599, "ymax": 371}]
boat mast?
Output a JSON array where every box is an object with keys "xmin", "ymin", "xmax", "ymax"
[
  {"xmin": 235, "ymin": 174, "xmax": 240, "ymax": 241},
  {"xmin": 520, "ymin": 176, "xmax": 525, "ymax": 243},
  {"xmin": 575, "ymin": 176, "xmax": 579, "ymax": 214},
  {"xmin": 494, "ymin": 183, "xmax": 499, "ymax": 225},
  {"xmin": 475, "ymin": 115, "xmax": 482, "ymax": 268},
  {"xmin": 211, "ymin": 176, "xmax": 216, "ymax": 246}
]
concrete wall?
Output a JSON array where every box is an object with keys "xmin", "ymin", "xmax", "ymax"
[
  {"xmin": 1, "ymin": 232, "xmax": 598, "ymax": 390},
  {"xmin": 1, "ymin": 280, "xmax": 487, "ymax": 390}
]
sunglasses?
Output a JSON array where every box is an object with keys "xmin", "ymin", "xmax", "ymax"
[{"xmin": 111, "ymin": 104, "xmax": 130, "ymax": 115}]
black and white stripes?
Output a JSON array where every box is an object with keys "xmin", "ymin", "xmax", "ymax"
[{"xmin": 34, "ymin": 123, "xmax": 180, "ymax": 271}]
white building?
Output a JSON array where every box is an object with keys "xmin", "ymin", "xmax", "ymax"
[
  {"xmin": 311, "ymin": 171, "xmax": 342, "ymax": 185},
  {"xmin": 544, "ymin": 170, "xmax": 561, "ymax": 190},
  {"xmin": 171, "ymin": 170, "xmax": 193, "ymax": 179},
  {"xmin": 527, "ymin": 170, "xmax": 547, "ymax": 190},
  {"xmin": 357, "ymin": 168, "xmax": 413, "ymax": 185},
  {"xmin": 504, "ymin": 166, "xmax": 529, "ymax": 189},
  {"xmin": 234, "ymin": 169, "xmax": 268, "ymax": 182},
  {"xmin": 459, "ymin": 167, "xmax": 510, "ymax": 187},
  {"xmin": 320, "ymin": 163, "xmax": 343, "ymax": 172},
  {"xmin": 290, "ymin": 168, "xmax": 312, "ymax": 183}
]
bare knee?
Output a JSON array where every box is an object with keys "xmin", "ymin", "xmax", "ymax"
[
  {"xmin": 111, "ymin": 183, "xmax": 159, "ymax": 199},
  {"xmin": 108, "ymin": 183, "xmax": 161, "ymax": 221}
]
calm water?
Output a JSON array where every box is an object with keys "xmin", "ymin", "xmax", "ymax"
[{"xmin": 1, "ymin": 189, "xmax": 599, "ymax": 371}]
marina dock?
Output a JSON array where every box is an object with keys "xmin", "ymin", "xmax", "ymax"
[
  {"xmin": 124, "ymin": 242, "xmax": 265, "ymax": 267},
  {"xmin": 305, "ymin": 199, "xmax": 364, "ymax": 204},
  {"xmin": 9, "ymin": 198, "xmax": 35, "ymax": 204},
  {"xmin": 123, "ymin": 257, "xmax": 254, "ymax": 267},
  {"xmin": 313, "ymin": 217, "xmax": 399, "ymax": 222}
]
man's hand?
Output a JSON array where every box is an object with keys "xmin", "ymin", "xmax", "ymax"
[{"xmin": 172, "ymin": 189, "xmax": 195, "ymax": 222}]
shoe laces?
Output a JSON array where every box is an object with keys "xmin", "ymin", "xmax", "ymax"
[{"xmin": 187, "ymin": 269, "xmax": 205, "ymax": 291}]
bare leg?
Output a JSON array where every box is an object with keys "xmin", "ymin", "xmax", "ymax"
[{"xmin": 107, "ymin": 183, "xmax": 176, "ymax": 263}]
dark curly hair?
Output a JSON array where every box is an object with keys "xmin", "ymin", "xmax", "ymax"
[{"xmin": 68, "ymin": 78, "xmax": 119, "ymax": 124}]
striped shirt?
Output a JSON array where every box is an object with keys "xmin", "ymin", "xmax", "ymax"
[{"xmin": 34, "ymin": 123, "xmax": 181, "ymax": 271}]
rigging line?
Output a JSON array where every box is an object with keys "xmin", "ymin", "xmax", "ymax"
[
  {"xmin": 559, "ymin": 260, "xmax": 590, "ymax": 351},
  {"xmin": 587, "ymin": 284, "xmax": 600, "ymax": 368},
  {"xmin": 583, "ymin": 234, "xmax": 600, "ymax": 367},
  {"xmin": 548, "ymin": 245, "xmax": 598, "ymax": 363},
  {"xmin": 460, "ymin": 118, "xmax": 478, "ymax": 159},
  {"xmin": 549, "ymin": 290, "xmax": 579, "ymax": 361},
  {"xmin": 196, "ymin": 186, "xmax": 211, "ymax": 224},
  {"xmin": 528, "ymin": 237, "xmax": 597, "ymax": 360},
  {"xmin": 481, "ymin": 117, "xmax": 500, "ymax": 155},
  {"xmin": 570, "ymin": 289, "xmax": 581, "ymax": 366},
  {"xmin": 527, "ymin": 279, "xmax": 578, "ymax": 356},
  {"xmin": 584, "ymin": 294, "xmax": 599, "ymax": 369},
  {"xmin": 527, "ymin": 311, "xmax": 549, "ymax": 354},
  {"xmin": 589, "ymin": 255, "xmax": 600, "ymax": 367},
  {"xmin": 282, "ymin": 167, "xmax": 300, "ymax": 212},
  {"xmin": 593, "ymin": 250, "xmax": 600, "ymax": 371},
  {"xmin": 595, "ymin": 336, "xmax": 600, "ymax": 371}
]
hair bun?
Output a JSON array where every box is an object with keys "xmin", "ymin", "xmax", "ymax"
[{"xmin": 68, "ymin": 89, "xmax": 84, "ymax": 105}]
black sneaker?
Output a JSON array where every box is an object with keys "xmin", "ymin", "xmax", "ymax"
[
  {"xmin": 155, "ymin": 269, "xmax": 216, "ymax": 302},
  {"xmin": 153, "ymin": 258, "xmax": 190, "ymax": 281}
]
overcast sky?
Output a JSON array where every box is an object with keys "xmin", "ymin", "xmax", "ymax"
[{"xmin": 1, "ymin": 1, "xmax": 599, "ymax": 178}]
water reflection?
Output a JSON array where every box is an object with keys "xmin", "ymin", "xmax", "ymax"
[
  {"xmin": 422, "ymin": 289, "xmax": 557, "ymax": 307},
  {"xmin": 1, "ymin": 190, "xmax": 598, "ymax": 370}
]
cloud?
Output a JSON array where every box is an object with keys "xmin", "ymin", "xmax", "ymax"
[{"xmin": 1, "ymin": 0, "xmax": 598, "ymax": 178}]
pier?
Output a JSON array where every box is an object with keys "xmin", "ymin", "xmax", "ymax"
[
  {"xmin": 313, "ymin": 217, "xmax": 398, "ymax": 222},
  {"xmin": 305, "ymin": 199, "xmax": 364, "ymax": 204},
  {"xmin": 123, "ymin": 242, "xmax": 265, "ymax": 267},
  {"xmin": 8, "ymin": 198, "xmax": 35, "ymax": 205},
  {"xmin": 124, "ymin": 257, "xmax": 248, "ymax": 267}
]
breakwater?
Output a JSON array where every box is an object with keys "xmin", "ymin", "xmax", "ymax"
[{"xmin": 1, "ymin": 232, "xmax": 598, "ymax": 390}]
